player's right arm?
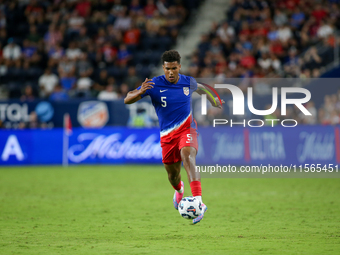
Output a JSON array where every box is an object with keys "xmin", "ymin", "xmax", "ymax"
[{"xmin": 124, "ymin": 78, "xmax": 154, "ymax": 104}]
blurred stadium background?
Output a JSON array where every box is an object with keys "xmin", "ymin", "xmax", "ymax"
[
  {"xmin": 1, "ymin": 0, "xmax": 340, "ymax": 165},
  {"xmin": 1, "ymin": 1, "xmax": 340, "ymax": 254}
]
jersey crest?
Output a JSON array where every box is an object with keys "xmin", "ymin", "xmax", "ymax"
[{"xmin": 183, "ymin": 87, "xmax": 189, "ymax": 96}]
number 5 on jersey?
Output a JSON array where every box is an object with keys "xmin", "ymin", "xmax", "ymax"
[
  {"xmin": 161, "ymin": 96, "xmax": 167, "ymax": 107},
  {"xmin": 186, "ymin": 134, "xmax": 193, "ymax": 143}
]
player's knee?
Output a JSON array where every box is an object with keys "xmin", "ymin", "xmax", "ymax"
[{"xmin": 180, "ymin": 154, "xmax": 189, "ymax": 165}]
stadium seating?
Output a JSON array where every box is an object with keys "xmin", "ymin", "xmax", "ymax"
[
  {"xmin": 0, "ymin": 0, "xmax": 203, "ymax": 100},
  {"xmin": 187, "ymin": 0, "xmax": 340, "ymax": 126},
  {"xmin": 188, "ymin": 0, "xmax": 340, "ymax": 81}
]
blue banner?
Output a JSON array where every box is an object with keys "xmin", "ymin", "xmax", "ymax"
[
  {"xmin": 67, "ymin": 127, "xmax": 162, "ymax": 164},
  {"xmin": 0, "ymin": 129, "xmax": 62, "ymax": 165},
  {"xmin": 196, "ymin": 126, "xmax": 338, "ymax": 166},
  {"xmin": 0, "ymin": 99, "xmax": 130, "ymax": 128},
  {"xmin": 0, "ymin": 126, "xmax": 339, "ymax": 166},
  {"xmin": 0, "ymin": 127, "xmax": 162, "ymax": 165}
]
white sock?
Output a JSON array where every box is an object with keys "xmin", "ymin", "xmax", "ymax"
[{"xmin": 195, "ymin": 196, "xmax": 202, "ymax": 203}]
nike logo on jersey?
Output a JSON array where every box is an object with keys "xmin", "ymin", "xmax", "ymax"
[{"xmin": 160, "ymin": 90, "xmax": 167, "ymax": 92}]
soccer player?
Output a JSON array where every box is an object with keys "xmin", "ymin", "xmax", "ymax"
[{"xmin": 124, "ymin": 50, "xmax": 224, "ymax": 224}]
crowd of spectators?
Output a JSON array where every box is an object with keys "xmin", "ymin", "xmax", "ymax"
[
  {"xmin": 188, "ymin": 0, "xmax": 339, "ymax": 89},
  {"xmin": 318, "ymin": 91, "xmax": 340, "ymax": 125},
  {"xmin": 186, "ymin": 0, "xmax": 340, "ymax": 126},
  {"xmin": 1, "ymin": 0, "xmax": 340, "ymax": 128},
  {"xmin": 0, "ymin": 0, "xmax": 202, "ymax": 100}
]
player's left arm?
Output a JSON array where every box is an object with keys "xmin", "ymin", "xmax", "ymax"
[{"xmin": 195, "ymin": 83, "xmax": 225, "ymax": 109}]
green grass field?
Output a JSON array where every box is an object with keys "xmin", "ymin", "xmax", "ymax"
[{"xmin": 0, "ymin": 165, "xmax": 339, "ymax": 255}]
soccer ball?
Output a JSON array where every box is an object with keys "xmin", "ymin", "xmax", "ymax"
[{"xmin": 178, "ymin": 196, "xmax": 202, "ymax": 219}]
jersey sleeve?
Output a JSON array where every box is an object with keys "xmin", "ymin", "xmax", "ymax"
[{"xmin": 190, "ymin": 77, "xmax": 198, "ymax": 92}]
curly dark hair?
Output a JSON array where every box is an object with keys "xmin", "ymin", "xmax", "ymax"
[{"xmin": 161, "ymin": 50, "xmax": 181, "ymax": 64}]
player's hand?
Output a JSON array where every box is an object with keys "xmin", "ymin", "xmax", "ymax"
[
  {"xmin": 214, "ymin": 97, "xmax": 225, "ymax": 109},
  {"xmin": 139, "ymin": 78, "xmax": 154, "ymax": 94}
]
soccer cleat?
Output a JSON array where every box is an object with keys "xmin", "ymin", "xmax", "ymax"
[
  {"xmin": 173, "ymin": 181, "xmax": 184, "ymax": 210},
  {"xmin": 192, "ymin": 203, "xmax": 208, "ymax": 224}
]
